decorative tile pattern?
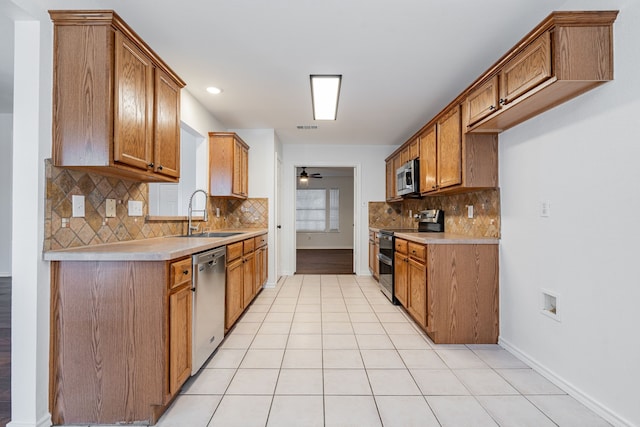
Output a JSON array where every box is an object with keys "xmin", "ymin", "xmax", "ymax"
[
  {"xmin": 44, "ymin": 159, "xmax": 269, "ymax": 250},
  {"xmin": 369, "ymin": 188, "xmax": 500, "ymax": 238}
]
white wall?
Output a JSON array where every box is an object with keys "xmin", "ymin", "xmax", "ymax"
[
  {"xmin": 231, "ymin": 128, "xmax": 278, "ymax": 286},
  {"xmin": 9, "ymin": 0, "xmax": 53, "ymax": 424},
  {"xmin": 296, "ymin": 175, "xmax": 354, "ymax": 250},
  {"xmin": 282, "ymin": 143, "xmax": 395, "ymax": 276},
  {"xmin": 0, "ymin": 113, "xmax": 12, "ymax": 276},
  {"xmin": 498, "ymin": 1, "xmax": 640, "ymax": 425}
]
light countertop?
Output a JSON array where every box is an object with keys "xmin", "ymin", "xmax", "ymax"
[
  {"xmin": 370, "ymin": 227, "xmax": 498, "ymax": 245},
  {"xmin": 43, "ymin": 229, "xmax": 268, "ymax": 262}
]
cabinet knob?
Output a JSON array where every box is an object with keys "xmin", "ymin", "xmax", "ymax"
[
  {"xmin": 499, "ymin": 98, "xmax": 506, "ymax": 105},
  {"xmin": 489, "ymin": 105, "xmax": 496, "ymax": 111},
  {"xmin": 183, "ymin": 270, "xmax": 189, "ymax": 275},
  {"xmin": 157, "ymin": 165, "xmax": 163, "ymax": 171},
  {"xmin": 147, "ymin": 162, "xmax": 154, "ymax": 168}
]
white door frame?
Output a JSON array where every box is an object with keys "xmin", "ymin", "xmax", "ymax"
[{"xmin": 291, "ymin": 163, "xmax": 360, "ymax": 274}]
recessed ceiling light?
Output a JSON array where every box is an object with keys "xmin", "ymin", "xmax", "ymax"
[
  {"xmin": 206, "ymin": 87, "xmax": 222, "ymax": 94},
  {"xmin": 310, "ymin": 75, "xmax": 341, "ymax": 121}
]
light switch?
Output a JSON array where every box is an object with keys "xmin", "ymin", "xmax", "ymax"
[
  {"xmin": 72, "ymin": 195, "xmax": 85, "ymax": 217},
  {"xmin": 128, "ymin": 200, "xmax": 143, "ymax": 217},
  {"xmin": 106, "ymin": 199, "xmax": 116, "ymax": 218}
]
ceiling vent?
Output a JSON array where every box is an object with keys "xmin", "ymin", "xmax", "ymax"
[{"xmin": 296, "ymin": 125, "xmax": 318, "ymax": 130}]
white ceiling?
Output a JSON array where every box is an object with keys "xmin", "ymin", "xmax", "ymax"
[{"xmin": 4, "ymin": 0, "xmax": 567, "ymax": 144}]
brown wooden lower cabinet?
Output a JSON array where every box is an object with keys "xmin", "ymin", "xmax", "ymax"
[
  {"xmin": 49, "ymin": 257, "xmax": 193, "ymax": 425},
  {"xmin": 394, "ymin": 241, "xmax": 499, "ymax": 344},
  {"xmin": 225, "ymin": 233, "xmax": 268, "ymax": 332}
]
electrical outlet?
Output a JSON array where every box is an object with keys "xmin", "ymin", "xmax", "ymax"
[
  {"xmin": 540, "ymin": 201, "xmax": 551, "ymax": 217},
  {"xmin": 106, "ymin": 199, "xmax": 116, "ymax": 218},
  {"xmin": 128, "ymin": 200, "xmax": 143, "ymax": 217},
  {"xmin": 72, "ymin": 195, "xmax": 85, "ymax": 217}
]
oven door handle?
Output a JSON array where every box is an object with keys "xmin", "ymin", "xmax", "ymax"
[{"xmin": 378, "ymin": 253, "xmax": 392, "ymax": 266}]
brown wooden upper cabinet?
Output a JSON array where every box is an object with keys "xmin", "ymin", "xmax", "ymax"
[
  {"xmin": 209, "ymin": 132, "xmax": 249, "ymax": 199},
  {"xmin": 419, "ymin": 105, "xmax": 498, "ymax": 195},
  {"xmin": 464, "ymin": 11, "xmax": 617, "ymax": 133},
  {"xmin": 49, "ymin": 10, "xmax": 185, "ymax": 183}
]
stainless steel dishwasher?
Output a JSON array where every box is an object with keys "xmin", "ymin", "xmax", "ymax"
[{"xmin": 192, "ymin": 246, "xmax": 226, "ymax": 374}]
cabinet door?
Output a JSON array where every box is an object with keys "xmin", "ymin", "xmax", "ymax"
[
  {"xmin": 394, "ymin": 252, "xmax": 408, "ymax": 307},
  {"xmin": 153, "ymin": 68, "xmax": 181, "ymax": 178},
  {"xmin": 113, "ymin": 31, "xmax": 154, "ymax": 171},
  {"xmin": 407, "ymin": 258, "xmax": 427, "ymax": 329},
  {"xmin": 418, "ymin": 126, "xmax": 436, "ymax": 193},
  {"xmin": 369, "ymin": 237, "xmax": 376, "ymax": 273},
  {"xmin": 169, "ymin": 285, "xmax": 192, "ymax": 396},
  {"xmin": 500, "ymin": 32, "xmax": 551, "ymax": 105},
  {"xmin": 255, "ymin": 246, "xmax": 268, "ymax": 292},
  {"xmin": 385, "ymin": 159, "xmax": 395, "ymax": 200},
  {"xmin": 225, "ymin": 258, "xmax": 244, "ymax": 329},
  {"xmin": 436, "ymin": 106, "xmax": 462, "ymax": 190},
  {"xmin": 232, "ymin": 142, "xmax": 249, "ymax": 197},
  {"xmin": 465, "ymin": 75, "xmax": 499, "ymax": 127},
  {"xmin": 242, "ymin": 252, "xmax": 255, "ymax": 307}
]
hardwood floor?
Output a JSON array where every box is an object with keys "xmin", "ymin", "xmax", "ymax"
[
  {"xmin": 0, "ymin": 277, "xmax": 9, "ymax": 427},
  {"xmin": 296, "ymin": 249, "xmax": 354, "ymax": 275}
]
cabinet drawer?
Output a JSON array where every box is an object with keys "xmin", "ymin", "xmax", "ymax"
[
  {"xmin": 408, "ymin": 242, "xmax": 426, "ymax": 262},
  {"xmin": 254, "ymin": 234, "xmax": 267, "ymax": 248},
  {"xmin": 170, "ymin": 257, "xmax": 192, "ymax": 290},
  {"xmin": 395, "ymin": 239, "xmax": 408, "ymax": 254},
  {"xmin": 243, "ymin": 238, "xmax": 255, "ymax": 254},
  {"xmin": 227, "ymin": 241, "xmax": 243, "ymax": 262}
]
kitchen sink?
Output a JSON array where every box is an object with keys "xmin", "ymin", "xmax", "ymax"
[{"xmin": 174, "ymin": 232, "xmax": 243, "ymax": 238}]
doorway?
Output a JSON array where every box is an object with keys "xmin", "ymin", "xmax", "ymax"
[{"xmin": 294, "ymin": 166, "xmax": 355, "ymax": 274}]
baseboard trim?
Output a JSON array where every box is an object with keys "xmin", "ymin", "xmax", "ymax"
[
  {"xmin": 7, "ymin": 412, "xmax": 52, "ymax": 427},
  {"xmin": 499, "ymin": 336, "xmax": 632, "ymax": 427}
]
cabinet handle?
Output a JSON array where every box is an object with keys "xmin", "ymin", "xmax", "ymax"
[
  {"xmin": 499, "ymin": 98, "xmax": 506, "ymax": 105},
  {"xmin": 489, "ymin": 105, "xmax": 496, "ymax": 111},
  {"xmin": 157, "ymin": 165, "xmax": 163, "ymax": 171},
  {"xmin": 183, "ymin": 270, "xmax": 189, "ymax": 275},
  {"xmin": 147, "ymin": 162, "xmax": 154, "ymax": 168}
]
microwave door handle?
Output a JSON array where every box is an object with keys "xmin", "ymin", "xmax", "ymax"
[{"xmin": 406, "ymin": 171, "xmax": 412, "ymax": 186}]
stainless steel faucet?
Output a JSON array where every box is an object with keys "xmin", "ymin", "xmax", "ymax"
[{"xmin": 187, "ymin": 189, "xmax": 209, "ymax": 236}]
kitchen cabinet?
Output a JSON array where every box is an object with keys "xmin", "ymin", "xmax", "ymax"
[
  {"xmin": 406, "ymin": 242, "xmax": 427, "ymax": 329},
  {"xmin": 225, "ymin": 234, "xmax": 267, "ymax": 331},
  {"xmin": 385, "ymin": 158, "xmax": 396, "ymax": 201},
  {"xmin": 368, "ymin": 230, "xmax": 379, "ymax": 280},
  {"xmin": 393, "ymin": 241, "xmax": 499, "ymax": 344},
  {"xmin": 225, "ymin": 242, "xmax": 246, "ymax": 329},
  {"xmin": 209, "ymin": 132, "xmax": 250, "ymax": 199},
  {"xmin": 393, "ymin": 239, "xmax": 409, "ymax": 307},
  {"xmin": 168, "ymin": 257, "xmax": 193, "ymax": 396},
  {"xmin": 465, "ymin": 11, "xmax": 617, "ymax": 133},
  {"xmin": 419, "ymin": 107, "xmax": 498, "ymax": 195},
  {"xmin": 255, "ymin": 233, "xmax": 269, "ymax": 293},
  {"xmin": 242, "ymin": 239, "xmax": 256, "ymax": 307},
  {"xmin": 49, "ymin": 10, "xmax": 185, "ymax": 183},
  {"xmin": 50, "ymin": 256, "xmax": 193, "ymax": 425}
]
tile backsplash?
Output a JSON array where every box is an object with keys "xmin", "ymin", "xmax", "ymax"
[
  {"xmin": 368, "ymin": 188, "xmax": 500, "ymax": 238},
  {"xmin": 44, "ymin": 159, "xmax": 268, "ymax": 250}
]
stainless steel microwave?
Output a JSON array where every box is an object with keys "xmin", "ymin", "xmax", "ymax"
[{"xmin": 396, "ymin": 159, "xmax": 419, "ymax": 196}]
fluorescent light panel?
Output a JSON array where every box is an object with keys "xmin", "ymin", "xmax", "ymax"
[{"xmin": 310, "ymin": 75, "xmax": 341, "ymax": 120}]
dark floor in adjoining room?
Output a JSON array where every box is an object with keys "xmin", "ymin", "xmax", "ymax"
[
  {"xmin": 0, "ymin": 277, "xmax": 10, "ymax": 427},
  {"xmin": 296, "ymin": 249, "xmax": 354, "ymax": 275}
]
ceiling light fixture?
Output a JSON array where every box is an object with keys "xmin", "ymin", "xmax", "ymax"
[
  {"xmin": 206, "ymin": 86, "xmax": 222, "ymax": 94},
  {"xmin": 310, "ymin": 74, "xmax": 341, "ymax": 120}
]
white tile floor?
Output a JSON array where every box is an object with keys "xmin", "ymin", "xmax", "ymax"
[{"xmin": 156, "ymin": 275, "xmax": 611, "ymax": 427}]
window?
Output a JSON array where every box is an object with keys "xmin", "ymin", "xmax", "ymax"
[{"xmin": 296, "ymin": 188, "xmax": 339, "ymax": 232}]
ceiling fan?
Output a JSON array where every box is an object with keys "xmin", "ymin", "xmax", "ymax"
[{"xmin": 298, "ymin": 167, "xmax": 322, "ymax": 181}]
